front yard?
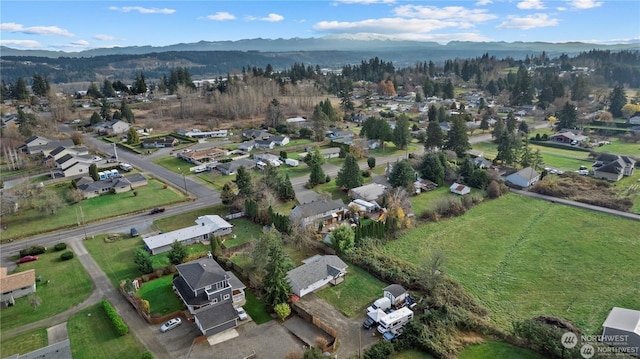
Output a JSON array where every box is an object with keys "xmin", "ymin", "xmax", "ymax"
[
  {"xmin": 0, "ymin": 328, "xmax": 47, "ymax": 358},
  {"xmin": 137, "ymin": 275, "xmax": 184, "ymax": 315},
  {"xmin": 0, "ymin": 249, "xmax": 93, "ymax": 332}
]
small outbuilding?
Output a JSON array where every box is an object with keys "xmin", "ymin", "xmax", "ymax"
[
  {"xmin": 601, "ymin": 307, "xmax": 640, "ymax": 357},
  {"xmin": 449, "ymin": 182, "xmax": 471, "ymax": 195}
]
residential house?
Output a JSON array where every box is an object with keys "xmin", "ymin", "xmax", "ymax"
[
  {"xmin": 286, "ymin": 116, "xmax": 307, "ymax": 125},
  {"xmin": 253, "ymin": 153, "xmax": 281, "ymax": 166},
  {"xmin": 286, "ymin": 255, "xmax": 348, "ymax": 297},
  {"xmin": 77, "ymin": 174, "xmax": 147, "ymax": 199},
  {"xmin": 383, "ymin": 284, "xmax": 409, "ymax": 307},
  {"xmin": 215, "ymin": 159, "xmax": 257, "ymax": 176},
  {"xmin": 505, "ymin": 167, "xmax": 540, "ymax": 188},
  {"xmin": 629, "ymin": 112, "xmax": 640, "ymax": 125},
  {"xmin": 178, "ymin": 129, "xmax": 228, "ymax": 138},
  {"xmin": 413, "ymin": 178, "xmax": 438, "ymax": 194},
  {"xmin": 173, "ymin": 256, "xmax": 246, "ymax": 337},
  {"xmin": 179, "ymin": 148, "xmax": 228, "ymax": 164},
  {"xmin": 472, "ymin": 157, "xmax": 493, "ymax": 169},
  {"xmin": 254, "ymin": 139, "xmax": 275, "ymax": 150},
  {"xmin": 93, "ymin": 119, "xmax": 130, "ymax": 135},
  {"xmin": 332, "ymin": 136, "xmax": 354, "ymax": 146},
  {"xmin": 1, "ymin": 267, "xmax": 36, "ymax": 307},
  {"xmin": 592, "ymin": 153, "xmax": 636, "ymax": 182},
  {"xmin": 449, "ymin": 182, "xmax": 471, "ymax": 195},
  {"xmin": 2, "ymin": 114, "xmax": 19, "ymax": 128},
  {"xmin": 320, "ymin": 147, "xmax": 341, "ymax": 159},
  {"xmin": 3, "ymin": 339, "xmax": 72, "ymax": 359},
  {"xmin": 347, "ymin": 199, "xmax": 380, "ymax": 214},
  {"xmin": 20, "ymin": 137, "xmax": 75, "ymax": 156},
  {"xmin": 349, "ymin": 183, "xmax": 387, "ymax": 203},
  {"xmin": 142, "ymin": 136, "xmax": 178, "ymax": 149},
  {"xmin": 439, "ymin": 122, "xmax": 452, "ymax": 132},
  {"xmin": 271, "ymin": 135, "xmax": 290, "ymax": 146},
  {"xmin": 289, "ymin": 199, "xmax": 346, "ymax": 227},
  {"xmin": 237, "ymin": 140, "xmax": 256, "ymax": 152},
  {"xmin": 601, "ymin": 307, "xmax": 640, "ymax": 357},
  {"xmin": 549, "ymin": 131, "xmax": 588, "ymax": 146},
  {"xmin": 242, "ymin": 129, "xmax": 270, "ymax": 140},
  {"xmin": 143, "ymin": 215, "xmax": 233, "ymax": 255}
]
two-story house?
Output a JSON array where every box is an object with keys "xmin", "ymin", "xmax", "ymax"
[{"xmin": 173, "ymin": 256, "xmax": 246, "ymax": 337}]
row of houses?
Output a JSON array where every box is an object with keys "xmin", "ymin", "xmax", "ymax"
[{"xmin": 73, "ymin": 174, "xmax": 148, "ymax": 199}]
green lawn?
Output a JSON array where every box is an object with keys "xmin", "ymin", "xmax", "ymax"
[
  {"xmin": 458, "ymin": 342, "xmax": 544, "ymax": 359},
  {"xmin": 1, "ymin": 176, "xmax": 186, "ymax": 241},
  {"xmin": 391, "ymin": 349, "xmax": 435, "ymax": 359},
  {"xmin": 316, "ymin": 263, "xmax": 388, "ymax": 317},
  {"xmin": 383, "ymin": 194, "xmax": 640, "ymax": 334},
  {"xmin": 471, "ymin": 141, "xmax": 593, "ymax": 170},
  {"xmin": 0, "ymin": 250, "xmax": 93, "ymax": 332},
  {"xmin": 137, "ymin": 275, "xmax": 184, "ymax": 315},
  {"xmin": 222, "ymin": 218, "xmax": 263, "ymax": 248},
  {"xmin": 150, "ymin": 242, "xmax": 211, "ymax": 268},
  {"xmin": 590, "ymin": 139, "xmax": 640, "ymax": 156},
  {"xmin": 410, "ymin": 187, "xmax": 456, "ymax": 216},
  {"xmin": 67, "ymin": 303, "xmax": 146, "ymax": 359},
  {"xmin": 244, "ymin": 290, "xmax": 272, "ymax": 325},
  {"xmin": 152, "ymin": 156, "xmax": 193, "ymax": 175},
  {"xmin": 0, "ymin": 328, "xmax": 48, "ymax": 358},
  {"xmin": 84, "ymin": 236, "xmax": 147, "ymax": 287},
  {"xmin": 196, "ymin": 171, "xmax": 236, "ymax": 191}
]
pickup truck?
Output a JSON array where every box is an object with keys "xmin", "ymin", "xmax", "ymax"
[{"xmin": 149, "ymin": 207, "xmax": 165, "ymax": 215}]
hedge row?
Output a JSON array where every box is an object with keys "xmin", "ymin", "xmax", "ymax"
[
  {"xmin": 101, "ymin": 300, "xmax": 129, "ymax": 336},
  {"xmin": 20, "ymin": 246, "xmax": 46, "ymax": 257}
]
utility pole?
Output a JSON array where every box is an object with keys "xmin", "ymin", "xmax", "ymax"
[
  {"xmin": 113, "ymin": 142, "xmax": 118, "ymax": 162},
  {"xmin": 178, "ymin": 168, "xmax": 188, "ymax": 195},
  {"xmin": 79, "ymin": 206, "xmax": 88, "ymax": 240}
]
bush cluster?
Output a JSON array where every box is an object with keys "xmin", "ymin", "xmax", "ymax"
[
  {"xmin": 102, "ymin": 300, "xmax": 129, "ymax": 336},
  {"xmin": 60, "ymin": 251, "xmax": 74, "ymax": 261},
  {"xmin": 54, "ymin": 243, "xmax": 67, "ymax": 251},
  {"xmin": 20, "ymin": 246, "xmax": 46, "ymax": 257}
]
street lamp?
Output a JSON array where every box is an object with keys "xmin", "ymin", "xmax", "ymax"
[{"xmin": 177, "ymin": 167, "xmax": 188, "ymax": 195}]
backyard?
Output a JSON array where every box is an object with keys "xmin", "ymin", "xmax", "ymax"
[
  {"xmin": 0, "ymin": 249, "xmax": 93, "ymax": 332},
  {"xmin": 137, "ymin": 275, "xmax": 184, "ymax": 315},
  {"xmin": 383, "ymin": 194, "xmax": 640, "ymax": 334},
  {"xmin": 458, "ymin": 342, "xmax": 544, "ymax": 359},
  {"xmin": 0, "ymin": 328, "xmax": 47, "ymax": 358},
  {"xmin": 67, "ymin": 303, "xmax": 147, "ymax": 359},
  {"xmin": 0, "ymin": 176, "xmax": 187, "ymax": 240}
]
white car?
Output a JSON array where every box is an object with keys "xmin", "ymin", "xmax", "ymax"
[
  {"xmin": 160, "ymin": 318, "xmax": 182, "ymax": 332},
  {"xmin": 236, "ymin": 307, "xmax": 248, "ymax": 320}
]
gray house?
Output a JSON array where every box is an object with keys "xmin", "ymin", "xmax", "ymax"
[
  {"xmin": 143, "ymin": 215, "xmax": 233, "ymax": 255},
  {"xmin": 592, "ymin": 153, "xmax": 636, "ymax": 182},
  {"xmin": 215, "ymin": 159, "xmax": 257, "ymax": 176},
  {"xmin": 601, "ymin": 307, "xmax": 640, "ymax": 357},
  {"xmin": 289, "ymin": 199, "xmax": 346, "ymax": 227},
  {"xmin": 173, "ymin": 256, "xmax": 246, "ymax": 337},
  {"xmin": 505, "ymin": 167, "xmax": 540, "ymax": 188},
  {"xmin": 286, "ymin": 255, "xmax": 348, "ymax": 297}
]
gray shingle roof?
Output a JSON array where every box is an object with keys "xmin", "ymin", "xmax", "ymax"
[
  {"xmin": 194, "ymin": 301, "xmax": 237, "ymax": 331},
  {"xmin": 290, "ymin": 199, "xmax": 345, "ymax": 219},
  {"xmin": 176, "ymin": 257, "xmax": 227, "ymax": 291},
  {"xmin": 384, "ymin": 284, "xmax": 407, "ymax": 298},
  {"xmin": 286, "ymin": 255, "xmax": 347, "ymax": 291}
]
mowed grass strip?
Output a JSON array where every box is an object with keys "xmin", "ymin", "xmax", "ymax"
[
  {"xmin": 84, "ymin": 236, "xmax": 145, "ymax": 288},
  {"xmin": 384, "ymin": 194, "xmax": 640, "ymax": 334},
  {"xmin": 391, "ymin": 349, "xmax": 436, "ymax": 359},
  {"xmin": 0, "ymin": 250, "xmax": 93, "ymax": 332},
  {"xmin": 1, "ymin": 177, "xmax": 186, "ymax": 240},
  {"xmin": 458, "ymin": 342, "xmax": 545, "ymax": 359},
  {"xmin": 244, "ymin": 290, "xmax": 272, "ymax": 325},
  {"xmin": 0, "ymin": 328, "xmax": 48, "ymax": 357},
  {"xmin": 68, "ymin": 303, "xmax": 146, "ymax": 359},
  {"xmin": 316, "ymin": 263, "xmax": 388, "ymax": 317},
  {"xmin": 137, "ymin": 275, "xmax": 184, "ymax": 315}
]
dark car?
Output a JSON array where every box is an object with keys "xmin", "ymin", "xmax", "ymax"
[
  {"xmin": 130, "ymin": 228, "xmax": 139, "ymax": 237},
  {"xmin": 149, "ymin": 207, "xmax": 165, "ymax": 215},
  {"xmin": 18, "ymin": 255, "xmax": 38, "ymax": 264},
  {"xmin": 362, "ymin": 316, "xmax": 376, "ymax": 329}
]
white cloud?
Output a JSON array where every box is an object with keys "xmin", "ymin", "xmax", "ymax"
[
  {"xmin": 393, "ymin": 5, "xmax": 497, "ymax": 22},
  {"xmin": 556, "ymin": 6, "xmax": 568, "ymax": 11},
  {"xmin": 108, "ymin": 6, "xmax": 175, "ymax": 14},
  {"xmin": 0, "ymin": 22, "xmax": 74, "ymax": 37},
  {"xmin": 497, "ymin": 13, "xmax": 559, "ymax": 29},
  {"xmin": 517, "ymin": 0, "xmax": 546, "ymax": 10},
  {"xmin": 69, "ymin": 40, "xmax": 90, "ymax": 47},
  {"xmin": 93, "ymin": 34, "xmax": 115, "ymax": 41},
  {"xmin": 315, "ymin": 17, "xmax": 459, "ymax": 34},
  {"xmin": 0, "ymin": 39, "xmax": 42, "ymax": 48},
  {"xmin": 567, "ymin": 0, "xmax": 603, "ymax": 9},
  {"xmin": 334, "ymin": 0, "xmax": 395, "ymax": 4},
  {"xmin": 206, "ymin": 12, "xmax": 236, "ymax": 21},
  {"xmin": 261, "ymin": 13, "xmax": 284, "ymax": 22},
  {"xmin": 325, "ymin": 31, "xmax": 491, "ymax": 44},
  {"xmin": 476, "ymin": 0, "xmax": 493, "ymax": 5}
]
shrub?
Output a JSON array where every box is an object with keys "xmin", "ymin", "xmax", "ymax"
[
  {"xmin": 325, "ymin": 175, "xmax": 331, "ymax": 183},
  {"xmin": 54, "ymin": 242, "xmax": 67, "ymax": 251},
  {"xmin": 20, "ymin": 246, "xmax": 46, "ymax": 257},
  {"xmin": 361, "ymin": 170, "xmax": 371, "ymax": 177},
  {"xmin": 102, "ymin": 300, "xmax": 129, "ymax": 336},
  {"xmin": 141, "ymin": 351, "xmax": 155, "ymax": 359},
  {"xmin": 274, "ymin": 302, "xmax": 291, "ymax": 321},
  {"xmin": 60, "ymin": 251, "xmax": 74, "ymax": 261}
]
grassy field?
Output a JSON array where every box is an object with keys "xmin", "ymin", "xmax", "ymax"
[
  {"xmin": 1, "ymin": 176, "xmax": 186, "ymax": 240},
  {"xmin": 196, "ymin": 171, "xmax": 236, "ymax": 191},
  {"xmin": 137, "ymin": 275, "xmax": 184, "ymax": 315},
  {"xmin": 222, "ymin": 218, "xmax": 263, "ymax": 248},
  {"xmin": 84, "ymin": 236, "xmax": 148, "ymax": 287},
  {"xmin": 150, "ymin": 242, "xmax": 211, "ymax": 268},
  {"xmin": 152, "ymin": 156, "xmax": 193, "ymax": 175},
  {"xmin": 153, "ymin": 205, "xmax": 227, "ymax": 231},
  {"xmin": 383, "ymin": 194, "xmax": 640, "ymax": 334},
  {"xmin": 244, "ymin": 290, "xmax": 272, "ymax": 325},
  {"xmin": 459, "ymin": 342, "xmax": 544, "ymax": 359},
  {"xmin": 590, "ymin": 139, "xmax": 640, "ymax": 156},
  {"xmin": 0, "ymin": 249, "xmax": 93, "ymax": 332},
  {"xmin": 0, "ymin": 328, "xmax": 48, "ymax": 357},
  {"xmin": 470, "ymin": 141, "xmax": 592, "ymax": 171},
  {"xmin": 315, "ymin": 263, "xmax": 388, "ymax": 317},
  {"xmin": 67, "ymin": 303, "xmax": 146, "ymax": 359}
]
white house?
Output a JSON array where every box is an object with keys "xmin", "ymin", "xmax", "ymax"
[
  {"xmin": 143, "ymin": 215, "xmax": 233, "ymax": 255},
  {"xmin": 505, "ymin": 167, "xmax": 540, "ymax": 188},
  {"xmin": 286, "ymin": 255, "xmax": 348, "ymax": 297},
  {"xmin": 449, "ymin": 182, "xmax": 471, "ymax": 195},
  {"xmin": 1, "ymin": 267, "xmax": 36, "ymax": 306},
  {"xmin": 349, "ymin": 183, "xmax": 387, "ymax": 202}
]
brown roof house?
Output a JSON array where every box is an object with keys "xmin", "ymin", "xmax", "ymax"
[{"xmin": 1, "ymin": 267, "xmax": 36, "ymax": 307}]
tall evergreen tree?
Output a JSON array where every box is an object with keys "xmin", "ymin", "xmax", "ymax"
[
  {"xmin": 278, "ymin": 174, "xmax": 296, "ymax": 201},
  {"xmin": 265, "ymin": 98, "xmax": 284, "ymax": 128},
  {"xmin": 392, "ymin": 114, "xmax": 411, "ymax": 150},
  {"xmin": 419, "ymin": 153, "xmax": 445, "ymax": 185},
  {"xmin": 102, "ymin": 79, "xmax": 116, "ymax": 98},
  {"xmin": 459, "ymin": 156, "xmax": 474, "ymax": 180},
  {"xmin": 31, "ymin": 74, "xmax": 50, "ymax": 97},
  {"xmin": 311, "ymin": 104, "xmax": 329, "ymax": 142},
  {"xmin": 87, "ymin": 82, "xmax": 102, "ymax": 99},
  {"xmin": 235, "ymin": 166, "xmax": 254, "ymax": 197},
  {"xmin": 127, "ymin": 127, "xmax": 139, "ymax": 144},
  {"xmin": 609, "ymin": 85, "xmax": 627, "ymax": 118},
  {"xmin": 556, "ymin": 101, "xmax": 577, "ymax": 130},
  {"xmin": 492, "ymin": 118, "xmax": 506, "ymax": 140},
  {"xmin": 510, "ymin": 65, "xmax": 534, "ymax": 105},
  {"xmin": 120, "ymin": 101, "xmax": 135, "ymax": 123},
  {"xmin": 388, "ymin": 160, "xmax": 415, "ymax": 188},
  {"xmin": 263, "ymin": 238, "xmax": 293, "ymax": 307},
  {"xmin": 167, "ymin": 241, "xmax": 187, "ymax": 265},
  {"xmin": 14, "ymin": 77, "xmax": 30, "ymax": 101},
  {"xmin": 90, "ymin": 111, "xmax": 102, "ymax": 125},
  {"xmin": 336, "ymin": 153, "xmax": 363, "ymax": 189},
  {"xmin": 428, "ymin": 104, "xmax": 437, "ymax": 122},
  {"xmin": 221, "ymin": 182, "xmax": 236, "ymax": 205},
  {"xmin": 425, "ymin": 119, "xmax": 444, "ymax": 151},
  {"xmin": 444, "ymin": 116, "xmax": 470, "ymax": 157}
]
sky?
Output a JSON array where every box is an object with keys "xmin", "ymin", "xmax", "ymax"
[{"xmin": 1, "ymin": 0, "xmax": 639, "ymax": 51}]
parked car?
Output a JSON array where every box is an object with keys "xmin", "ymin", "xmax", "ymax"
[
  {"xmin": 130, "ymin": 228, "xmax": 139, "ymax": 237},
  {"xmin": 149, "ymin": 207, "xmax": 165, "ymax": 215},
  {"xmin": 160, "ymin": 318, "xmax": 182, "ymax": 332},
  {"xmin": 18, "ymin": 255, "xmax": 38, "ymax": 264},
  {"xmin": 236, "ymin": 307, "xmax": 248, "ymax": 320}
]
